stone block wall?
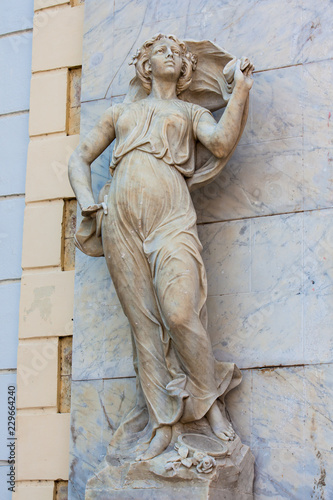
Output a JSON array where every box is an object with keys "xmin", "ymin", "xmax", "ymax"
[
  {"xmin": 12, "ymin": 1, "xmax": 84, "ymax": 499},
  {"xmin": 70, "ymin": 0, "xmax": 333, "ymax": 498}
]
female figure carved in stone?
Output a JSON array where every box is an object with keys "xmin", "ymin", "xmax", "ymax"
[{"xmin": 69, "ymin": 34, "xmax": 253, "ymax": 461}]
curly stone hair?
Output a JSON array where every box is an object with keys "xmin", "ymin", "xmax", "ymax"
[{"xmin": 131, "ymin": 34, "xmax": 197, "ymax": 95}]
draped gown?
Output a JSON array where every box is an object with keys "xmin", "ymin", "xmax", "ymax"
[{"xmin": 100, "ymin": 97, "xmax": 242, "ymax": 455}]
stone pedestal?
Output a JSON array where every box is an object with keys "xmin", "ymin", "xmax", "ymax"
[{"xmin": 85, "ymin": 436, "xmax": 254, "ymax": 499}]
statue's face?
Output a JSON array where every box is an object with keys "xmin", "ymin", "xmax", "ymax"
[{"xmin": 149, "ymin": 38, "xmax": 183, "ymax": 82}]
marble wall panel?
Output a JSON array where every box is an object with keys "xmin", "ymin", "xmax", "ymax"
[
  {"xmin": 193, "ymin": 137, "xmax": 304, "ymax": 223},
  {"xmin": 303, "ymin": 363, "xmax": 333, "ymax": 454},
  {"xmin": 227, "ymin": 365, "xmax": 333, "ymax": 499},
  {"xmin": 303, "ymin": 59, "xmax": 333, "ymax": 150},
  {"xmin": 82, "ymin": 0, "xmax": 326, "ymax": 103},
  {"xmin": 303, "ymin": 144, "xmax": 333, "ymax": 212},
  {"xmin": 198, "ymin": 219, "xmax": 251, "ymax": 296},
  {"xmin": 302, "ymin": 59, "xmax": 333, "ymax": 212},
  {"xmin": 207, "ymin": 290, "xmax": 303, "ymax": 369},
  {"xmin": 303, "ymin": 208, "xmax": 333, "ymax": 365},
  {"xmin": 300, "ymin": 0, "xmax": 333, "ymax": 64},
  {"xmin": 186, "ymin": 0, "xmax": 302, "ymax": 72},
  {"xmin": 251, "ymin": 212, "xmax": 303, "ymax": 293},
  {"xmin": 188, "ymin": 0, "xmax": 332, "ymax": 69},
  {"xmin": 72, "ymin": 252, "xmax": 133, "ymax": 381},
  {"xmin": 82, "ymin": 0, "xmax": 318, "ymax": 101},
  {"xmin": 69, "ymin": 378, "xmax": 136, "ymax": 500},
  {"xmin": 303, "ymin": 208, "xmax": 333, "ymax": 294},
  {"xmin": 81, "ymin": 0, "xmax": 114, "ymax": 102},
  {"xmin": 251, "ymin": 365, "xmax": 333, "ymax": 499},
  {"xmin": 303, "ymin": 289, "xmax": 333, "ymax": 366}
]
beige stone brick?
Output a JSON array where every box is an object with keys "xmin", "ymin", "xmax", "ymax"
[
  {"xmin": 29, "ymin": 70, "xmax": 68, "ymax": 136},
  {"xmin": 26, "ymin": 135, "xmax": 79, "ymax": 202},
  {"xmin": 19, "ymin": 270, "xmax": 74, "ymax": 338},
  {"xmin": 13, "ymin": 481, "xmax": 55, "ymax": 500},
  {"xmin": 17, "ymin": 338, "xmax": 59, "ymax": 409},
  {"xmin": 22, "ymin": 200, "xmax": 64, "ymax": 269},
  {"xmin": 17, "ymin": 413, "xmax": 70, "ymax": 480},
  {"xmin": 32, "ymin": 5, "xmax": 84, "ymax": 72},
  {"xmin": 35, "ymin": 0, "xmax": 69, "ymax": 10}
]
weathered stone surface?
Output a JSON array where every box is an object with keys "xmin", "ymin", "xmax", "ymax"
[
  {"xmin": 85, "ymin": 435, "xmax": 254, "ymax": 500},
  {"xmin": 17, "ymin": 413, "xmax": 70, "ymax": 480},
  {"xmin": 22, "ymin": 200, "xmax": 64, "ymax": 269},
  {"xmin": 17, "ymin": 338, "xmax": 59, "ymax": 409},
  {"xmin": 19, "ymin": 270, "xmax": 74, "ymax": 339},
  {"xmin": 69, "ymin": 378, "xmax": 136, "ymax": 499},
  {"xmin": 29, "ymin": 69, "xmax": 68, "ymax": 136},
  {"xmin": 26, "ymin": 134, "xmax": 78, "ymax": 202},
  {"xmin": 32, "ymin": 4, "xmax": 84, "ymax": 72}
]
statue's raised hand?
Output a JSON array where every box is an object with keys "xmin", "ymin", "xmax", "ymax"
[{"xmin": 234, "ymin": 57, "xmax": 254, "ymax": 91}]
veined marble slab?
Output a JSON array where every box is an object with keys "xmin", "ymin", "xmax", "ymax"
[
  {"xmin": 69, "ymin": 378, "xmax": 136, "ymax": 500},
  {"xmin": 72, "ymin": 252, "xmax": 134, "ymax": 381},
  {"xmin": 81, "ymin": 0, "xmax": 333, "ymax": 102},
  {"xmin": 227, "ymin": 364, "xmax": 333, "ymax": 499}
]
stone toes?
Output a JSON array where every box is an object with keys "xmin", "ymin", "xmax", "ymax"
[{"xmin": 216, "ymin": 431, "xmax": 231, "ymax": 441}]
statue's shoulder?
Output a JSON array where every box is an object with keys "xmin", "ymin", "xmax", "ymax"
[{"xmin": 104, "ymin": 101, "xmax": 130, "ymax": 124}]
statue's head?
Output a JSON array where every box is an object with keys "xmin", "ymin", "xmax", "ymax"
[{"xmin": 131, "ymin": 34, "xmax": 197, "ymax": 95}]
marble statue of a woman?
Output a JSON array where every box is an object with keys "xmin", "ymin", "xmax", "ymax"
[{"xmin": 69, "ymin": 34, "xmax": 254, "ymax": 462}]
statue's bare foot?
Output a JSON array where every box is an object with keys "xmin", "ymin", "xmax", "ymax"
[
  {"xmin": 136, "ymin": 425, "xmax": 172, "ymax": 461},
  {"xmin": 206, "ymin": 401, "xmax": 235, "ymax": 441}
]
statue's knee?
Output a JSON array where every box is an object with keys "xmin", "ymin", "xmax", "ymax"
[{"xmin": 165, "ymin": 306, "xmax": 190, "ymax": 330}]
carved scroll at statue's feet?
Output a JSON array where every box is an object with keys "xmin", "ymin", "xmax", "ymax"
[
  {"xmin": 136, "ymin": 426, "xmax": 172, "ymax": 461},
  {"xmin": 206, "ymin": 401, "xmax": 236, "ymax": 441}
]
